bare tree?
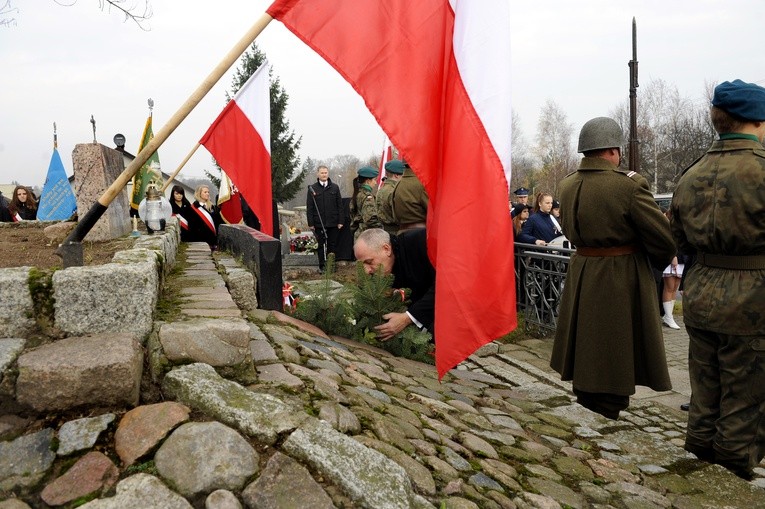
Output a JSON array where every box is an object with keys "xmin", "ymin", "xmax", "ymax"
[
  {"xmin": 510, "ymin": 111, "xmax": 536, "ymax": 195},
  {"xmin": 613, "ymin": 78, "xmax": 715, "ymax": 193},
  {"xmin": 0, "ymin": 1, "xmax": 18, "ymax": 27},
  {"xmin": 2, "ymin": 1, "xmax": 153, "ymax": 29},
  {"xmin": 534, "ymin": 99, "xmax": 576, "ymax": 196}
]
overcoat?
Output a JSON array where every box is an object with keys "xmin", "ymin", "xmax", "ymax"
[
  {"xmin": 391, "ymin": 228, "xmax": 435, "ymax": 331},
  {"xmin": 391, "ymin": 168, "xmax": 428, "ymax": 225},
  {"xmin": 550, "ymin": 157, "xmax": 676, "ymax": 395},
  {"xmin": 307, "ymin": 179, "xmax": 343, "ymax": 228}
]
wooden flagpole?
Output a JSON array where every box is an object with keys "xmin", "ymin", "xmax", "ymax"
[
  {"xmin": 160, "ymin": 143, "xmax": 201, "ymax": 193},
  {"xmin": 56, "ymin": 12, "xmax": 274, "ymax": 262}
]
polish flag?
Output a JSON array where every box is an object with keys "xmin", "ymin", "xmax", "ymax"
[
  {"xmin": 268, "ymin": 0, "xmax": 516, "ymax": 378},
  {"xmin": 218, "ymin": 171, "xmax": 244, "ymax": 225},
  {"xmin": 377, "ymin": 136, "xmax": 393, "ymax": 189},
  {"xmin": 200, "ymin": 60, "xmax": 273, "ymax": 236}
]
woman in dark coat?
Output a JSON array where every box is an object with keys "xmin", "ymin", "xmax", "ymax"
[
  {"xmin": 8, "ymin": 185, "xmax": 38, "ymax": 221},
  {"xmin": 517, "ymin": 192, "xmax": 561, "ymax": 245},
  {"xmin": 170, "ymin": 185, "xmax": 193, "ymax": 242},
  {"xmin": 187, "ymin": 185, "xmax": 220, "ymax": 250}
]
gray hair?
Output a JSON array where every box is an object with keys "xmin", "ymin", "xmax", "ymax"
[{"xmin": 355, "ymin": 228, "xmax": 390, "ymax": 249}]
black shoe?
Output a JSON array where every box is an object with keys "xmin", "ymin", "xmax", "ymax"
[{"xmin": 680, "ymin": 403, "xmax": 690, "ymax": 411}]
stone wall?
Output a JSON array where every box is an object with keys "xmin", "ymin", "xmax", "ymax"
[{"xmin": 0, "ymin": 219, "xmax": 180, "ymax": 341}]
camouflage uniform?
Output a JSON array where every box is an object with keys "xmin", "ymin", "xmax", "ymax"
[
  {"xmin": 670, "ymin": 135, "xmax": 765, "ymax": 478},
  {"xmin": 352, "ymin": 184, "xmax": 381, "ymax": 240},
  {"xmin": 376, "ymin": 178, "xmax": 398, "ymax": 234}
]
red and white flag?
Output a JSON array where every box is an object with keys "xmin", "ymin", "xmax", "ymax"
[
  {"xmin": 200, "ymin": 60, "xmax": 273, "ymax": 235},
  {"xmin": 268, "ymin": 0, "xmax": 516, "ymax": 378},
  {"xmin": 377, "ymin": 135, "xmax": 393, "ymax": 188},
  {"xmin": 218, "ymin": 171, "xmax": 244, "ymax": 225}
]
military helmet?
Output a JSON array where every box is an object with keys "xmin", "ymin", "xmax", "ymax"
[{"xmin": 577, "ymin": 117, "xmax": 623, "ymax": 153}]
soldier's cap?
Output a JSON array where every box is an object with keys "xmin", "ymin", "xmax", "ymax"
[
  {"xmin": 712, "ymin": 79, "xmax": 765, "ymax": 121},
  {"xmin": 400, "ymin": 158, "xmax": 411, "ymax": 168},
  {"xmin": 552, "ymin": 200, "xmax": 560, "ymax": 209},
  {"xmin": 357, "ymin": 166, "xmax": 379, "ymax": 179},
  {"xmin": 514, "ymin": 187, "xmax": 530, "ymax": 196},
  {"xmin": 384, "ymin": 160, "xmax": 405, "ymax": 174}
]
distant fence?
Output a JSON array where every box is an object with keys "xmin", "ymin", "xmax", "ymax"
[{"xmin": 514, "ymin": 242, "xmax": 575, "ymax": 336}]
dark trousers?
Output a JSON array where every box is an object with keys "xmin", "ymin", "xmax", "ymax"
[
  {"xmin": 316, "ymin": 226, "xmax": 340, "ymax": 270},
  {"xmin": 573, "ymin": 388, "xmax": 629, "ymax": 420},
  {"xmin": 685, "ymin": 326, "xmax": 765, "ymax": 479}
]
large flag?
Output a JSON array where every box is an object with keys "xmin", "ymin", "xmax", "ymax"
[
  {"xmin": 377, "ymin": 135, "xmax": 393, "ymax": 188},
  {"xmin": 37, "ymin": 148, "xmax": 77, "ymax": 221},
  {"xmin": 268, "ymin": 0, "xmax": 515, "ymax": 378},
  {"xmin": 200, "ymin": 60, "xmax": 272, "ymax": 236},
  {"xmin": 130, "ymin": 115, "xmax": 163, "ymax": 212},
  {"xmin": 218, "ymin": 171, "xmax": 244, "ymax": 225}
]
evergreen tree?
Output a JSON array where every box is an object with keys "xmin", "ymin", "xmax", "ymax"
[{"xmin": 227, "ymin": 43, "xmax": 308, "ymax": 203}]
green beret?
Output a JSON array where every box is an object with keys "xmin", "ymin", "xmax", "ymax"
[
  {"xmin": 712, "ymin": 79, "xmax": 765, "ymax": 121},
  {"xmin": 357, "ymin": 166, "xmax": 379, "ymax": 179},
  {"xmin": 384, "ymin": 160, "xmax": 405, "ymax": 174}
]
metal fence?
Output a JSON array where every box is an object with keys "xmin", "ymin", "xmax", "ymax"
[{"xmin": 514, "ymin": 242, "xmax": 575, "ymax": 335}]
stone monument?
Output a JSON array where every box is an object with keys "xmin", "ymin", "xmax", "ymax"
[{"xmin": 72, "ymin": 143, "xmax": 131, "ymax": 241}]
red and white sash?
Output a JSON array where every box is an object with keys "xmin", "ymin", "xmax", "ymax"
[
  {"xmin": 192, "ymin": 204, "xmax": 216, "ymax": 233},
  {"xmin": 173, "ymin": 213, "xmax": 189, "ymax": 230}
]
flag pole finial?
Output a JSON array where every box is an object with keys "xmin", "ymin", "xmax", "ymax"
[
  {"xmin": 53, "ymin": 122, "xmax": 58, "ymax": 149},
  {"xmin": 148, "ymin": 98, "xmax": 154, "ymax": 116},
  {"xmin": 90, "ymin": 115, "xmax": 97, "ymax": 144}
]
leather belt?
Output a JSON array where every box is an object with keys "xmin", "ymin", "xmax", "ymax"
[
  {"xmin": 398, "ymin": 222, "xmax": 426, "ymax": 231},
  {"xmin": 576, "ymin": 244, "xmax": 640, "ymax": 257},
  {"xmin": 697, "ymin": 252, "xmax": 765, "ymax": 270}
]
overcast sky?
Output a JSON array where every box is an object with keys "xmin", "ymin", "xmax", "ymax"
[{"xmin": 2, "ymin": 1, "xmax": 765, "ymax": 187}]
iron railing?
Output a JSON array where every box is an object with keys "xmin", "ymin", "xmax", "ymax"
[{"xmin": 514, "ymin": 242, "xmax": 575, "ymax": 335}]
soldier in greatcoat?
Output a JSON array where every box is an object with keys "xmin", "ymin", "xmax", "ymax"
[
  {"xmin": 391, "ymin": 160, "xmax": 428, "ymax": 232},
  {"xmin": 376, "ymin": 159, "xmax": 404, "ymax": 234},
  {"xmin": 670, "ymin": 79, "xmax": 765, "ymax": 480},
  {"xmin": 550, "ymin": 117, "xmax": 676, "ymax": 420}
]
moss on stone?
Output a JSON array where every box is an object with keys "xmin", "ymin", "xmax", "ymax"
[{"xmin": 27, "ymin": 267, "xmax": 56, "ymax": 330}]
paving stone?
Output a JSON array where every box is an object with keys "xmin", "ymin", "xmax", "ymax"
[
  {"xmin": 115, "ymin": 402, "xmax": 190, "ymax": 466},
  {"xmin": 205, "ymin": 489, "xmax": 242, "ymax": 509},
  {"xmin": 551, "ymin": 456, "xmax": 595, "ymax": 481},
  {"xmin": 471, "ymin": 429, "xmax": 517, "ymax": 447},
  {"xmin": 422, "ymin": 455, "xmax": 460, "ymax": 482},
  {"xmin": 0, "ymin": 499, "xmax": 32, "ymax": 509},
  {"xmin": 458, "ymin": 432, "xmax": 499, "ymax": 459},
  {"xmin": 241, "ymin": 452, "xmax": 334, "ymax": 509},
  {"xmin": 249, "ymin": 339, "xmax": 279, "ymax": 364},
  {"xmin": 515, "ymin": 492, "xmax": 563, "ymax": 509},
  {"xmin": 560, "ymin": 446, "xmax": 593, "ymax": 460},
  {"xmin": 257, "ymin": 364, "xmax": 305, "ymax": 389},
  {"xmin": 468, "ymin": 472, "xmax": 504, "ymax": 492},
  {"xmin": 354, "ymin": 436, "xmax": 436, "ymax": 496},
  {"xmin": 0, "ymin": 428, "xmax": 55, "ymax": 491},
  {"xmin": 57, "ymin": 413, "xmax": 115, "ymax": 456},
  {"xmin": 0, "ymin": 338, "xmax": 25, "ymax": 377},
  {"xmin": 442, "ymin": 498, "xmax": 479, "ymax": 509},
  {"xmin": 525, "ymin": 464, "xmax": 563, "ymax": 481},
  {"xmin": 442, "ymin": 448, "xmax": 472, "ymax": 471},
  {"xmin": 520, "ymin": 440, "xmax": 554, "ymax": 460},
  {"xmin": 41, "ymin": 452, "xmax": 119, "ymax": 506},
  {"xmin": 577, "ymin": 481, "xmax": 612, "ymax": 504},
  {"xmin": 318, "ymin": 401, "xmax": 361, "ymax": 434},
  {"xmin": 354, "ymin": 386, "xmax": 392, "ymax": 403},
  {"xmin": 526, "ymin": 477, "xmax": 584, "ymax": 508},
  {"xmin": 78, "ymin": 473, "xmax": 193, "ymax": 509},
  {"xmin": 587, "ymin": 458, "xmax": 641, "ymax": 484}
]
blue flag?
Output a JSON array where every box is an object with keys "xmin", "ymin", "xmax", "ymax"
[{"xmin": 37, "ymin": 148, "xmax": 77, "ymax": 221}]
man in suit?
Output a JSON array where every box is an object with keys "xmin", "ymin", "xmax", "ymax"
[
  {"xmin": 307, "ymin": 165, "xmax": 344, "ymax": 272},
  {"xmin": 353, "ymin": 228, "xmax": 435, "ymax": 340}
]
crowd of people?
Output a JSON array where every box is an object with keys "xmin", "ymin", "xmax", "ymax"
[{"xmin": 5, "ymin": 78, "xmax": 762, "ymax": 482}]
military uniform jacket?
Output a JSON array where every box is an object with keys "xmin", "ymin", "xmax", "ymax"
[
  {"xmin": 376, "ymin": 179, "xmax": 398, "ymax": 233},
  {"xmin": 670, "ymin": 137, "xmax": 765, "ymax": 335},
  {"xmin": 351, "ymin": 185, "xmax": 381, "ymax": 236},
  {"xmin": 307, "ymin": 179, "xmax": 343, "ymax": 228},
  {"xmin": 392, "ymin": 168, "xmax": 429, "ymax": 225},
  {"xmin": 550, "ymin": 157, "xmax": 676, "ymax": 395}
]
